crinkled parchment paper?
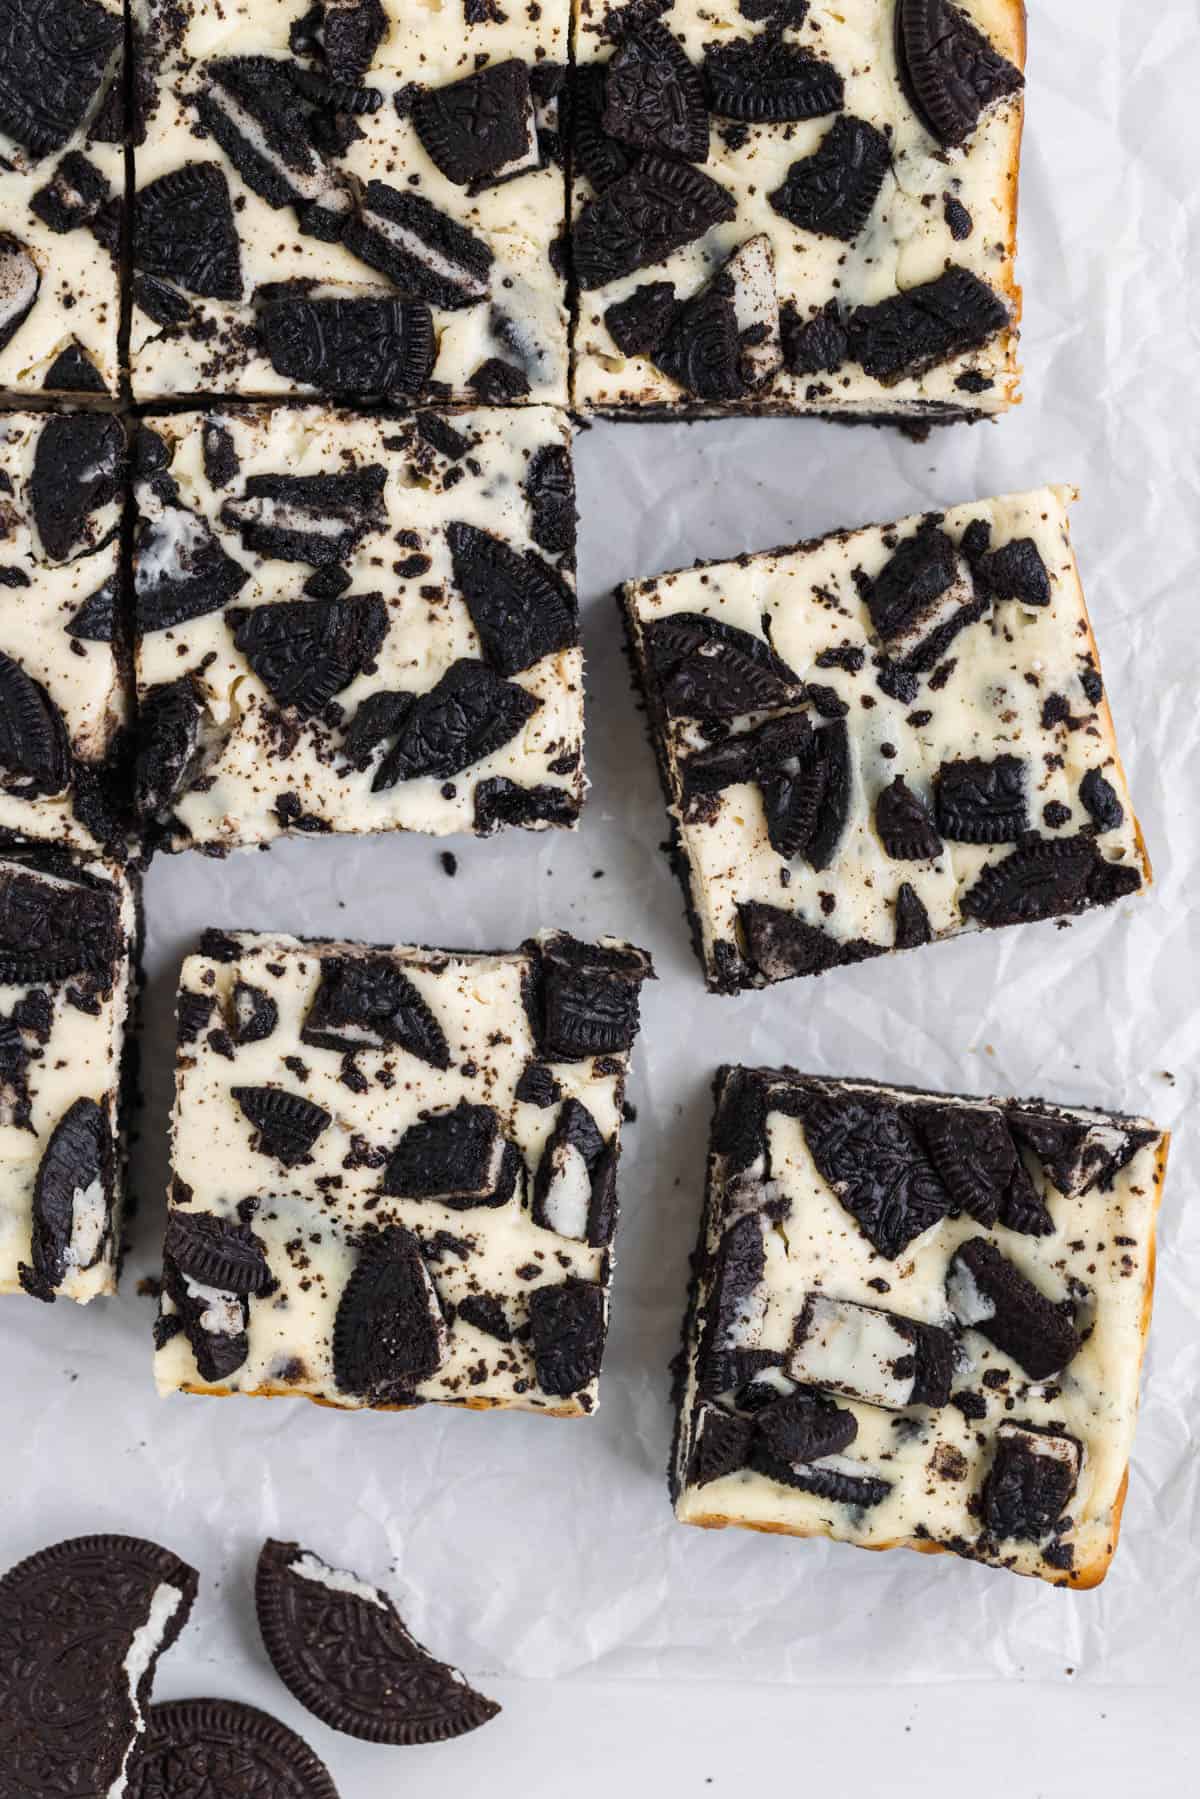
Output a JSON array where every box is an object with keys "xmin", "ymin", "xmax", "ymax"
[{"xmin": 2, "ymin": 0, "xmax": 1197, "ymax": 1745}]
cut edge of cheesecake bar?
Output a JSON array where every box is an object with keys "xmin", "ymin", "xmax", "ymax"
[
  {"xmin": 619, "ymin": 485, "xmax": 1151, "ymax": 995},
  {"xmin": 669, "ymin": 1065, "xmax": 1169, "ymax": 1589}
]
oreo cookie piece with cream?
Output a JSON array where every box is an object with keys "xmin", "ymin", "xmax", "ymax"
[
  {"xmin": 155, "ymin": 927, "xmax": 651, "ymax": 1416},
  {"xmin": 621, "ymin": 487, "xmax": 1149, "ymax": 993},
  {"xmin": 131, "ymin": 0, "xmax": 571, "ymax": 401},
  {"xmin": 671, "ymin": 1066, "xmax": 1169, "ymax": 1588},
  {"xmin": 132, "ymin": 405, "xmax": 583, "ymax": 851}
]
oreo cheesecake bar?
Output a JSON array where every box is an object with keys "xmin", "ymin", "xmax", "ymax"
[
  {"xmin": 0, "ymin": 0, "xmax": 125, "ymax": 398},
  {"xmin": 621, "ymin": 487, "xmax": 1149, "ymax": 993},
  {"xmin": 0, "ymin": 411, "xmax": 131, "ymax": 857},
  {"xmin": 155, "ymin": 927, "xmax": 653, "ymax": 1415},
  {"xmin": 672, "ymin": 1067, "xmax": 1169, "ymax": 1586},
  {"xmin": 571, "ymin": 0, "xmax": 1023, "ymax": 418},
  {"xmin": 130, "ymin": 0, "xmax": 571, "ymax": 402},
  {"xmin": 0, "ymin": 845, "xmax": 137, "ymax": 1306},
  {"xmin": 132, "ymin": 405, "xmax": 581, "ymax": 851}
]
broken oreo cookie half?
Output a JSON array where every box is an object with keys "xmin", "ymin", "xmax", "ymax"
[
  {"xmin": 255, "ymin": 1538, "xmax": 500, "ymax": 1745},
  {"xmin": 128, "ymin": 1698, "xmax": 339, "ymax": 1799},
  {"xmin": 0, "ymin": 1533, "xmax": 197, "ymax": 1798}
]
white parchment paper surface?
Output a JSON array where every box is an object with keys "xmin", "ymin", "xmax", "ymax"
[{"xmin": 1, "ymin": 0, "xmax": 1197, "ymax": 1749}]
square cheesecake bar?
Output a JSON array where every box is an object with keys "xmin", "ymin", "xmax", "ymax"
[
  {"xmin": 0, "ymin": 844, "xmax": 137, "ymax": 1306},
  {"xmin": 0, "ymin": 411, "xmax": 131, "ymax": 857},
  {"xmin": 155, "ymin": 927, "xmax": 652, "ymax": 1415},
  {"xmin": 132, "ymin": 404, "xmax": 581, "ymax": 851},
  {"xmin": 0, "ymin": 0, "xmax": 125, "ymax": 399},
  {"xmin": 130, "ymin": 0, "xmax": 571, "ymax": 402},
  {"xmin": 570, "ymin": 0, "xmax": 1024, "ymax": 418},
  {"xmin": 671, "ymin": 1067, "xmax": 1169, "ymax": 1586},
  {"xmin": 621, "ymin": 487, "xmax": 1148, "ymax": 993}
]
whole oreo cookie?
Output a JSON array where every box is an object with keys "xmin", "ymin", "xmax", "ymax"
[
  {"xmin": 0, "ymin": 1534, "xmax": 198, "ymax": 1798},
  {"xmin": 128, "ymin": 1698, "xmax": 338, "ymax": 1798},
  {"xmin": 255, "ymin": 1539, "xmax": 501, "ymax": 1744}
]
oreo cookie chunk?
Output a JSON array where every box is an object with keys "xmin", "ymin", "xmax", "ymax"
[
  {"xmin": 0, "ymin": 2, "xmax": 125, "ymax": 399},
  {"xmin": 131, "ymin": 4, "xmax": 571, "ymax": 403},
  {"xmin": 672, "ymin": 1065, "xmax": 1168, "ymax": 1587},
  {"xmin": 128, "ymin": 1700, "xmax": 338, "ymax": 1799},
  {"xmin": 256, "ymin": 1539, "xmax": 500, "ymax": 1742},
  {"xmin": 0, "ymin": 1534, "xmax": 197, "ymax": 1795},
  {"xmin": 620, "ymin": 487, "xmax": 1148, "ymax": 993},
  {"xmin": 132, "ymin": 406, "xmax": 582, "ymax": 850},
  {"xmin": 571, "ymin": 0, "xmax": 1024, "ymax": 416},
  {"xmin": 156, "ymin": 926, "xmax": 649, "ymax": 1416},
  {"xmin": 0, "ymin": 846, "xmax": 136, "ymax": 1307},
  {"xmin": 0, "ymin": 414, "xmax": 133, "ymax": 853}
]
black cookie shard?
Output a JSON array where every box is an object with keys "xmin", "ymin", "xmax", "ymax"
[
  {"xmin": 0, "ymin": 651, "xmax": 72, "ymax": 798},
  {"xmin": 601, "ymin": 24, "xmax": 709, "ymax": 163},
  {"xmin": 604, "ymin": 279, "xmax": 677, "ymax": 356},
  {"xmin": 527, "ymin": 1276, "xmax": 606, "ymax": 1396},
  {"xmin": 31, "ymin": 151, "xmax": 109, "ymax": 234},
  {"xmin": 893, "ymin": 880, "xmax": 932, "ymax": 949},
  {"xmin": 413, "ymin": 59, "xmax": 537, "ymax": 187},
  {"xmin": 860, "ymin": 523, "xmax": 981, "ymax": 670},
  {"xmin": 255, "ymin": 1539, "xmax": 500, "ymax": 1746},
  {"xmin": 220, "ymin": 467, "xmax": 387, "ymax": 566},
  {"xmin": 703, "ymin": 35, "xmax": 844, "ymax": 122},
  {"xmin": 226, "ymin": 595, "xmax": 388, "ymax": 717},
  {"xmin": 753, "ymin": 1389, "xmax": 859, "ymax": 1464},
  {"xmin": 18, "ymin": 1097, "xmax": 112, "ymax": 1302},
  {"xmin": 0, "ymin": 235, "xmax": 39, "ymax": 356},
  {"xmin": 43, "ymin": 341, "xmax": 108, "ymax": 394},
  {"xmin": 977, "ymin": 536, "xmax": 1051, "ymax": 607},
  {"xmin": 846, "ymin": 266, "xmax": 1009, "ymax": 383},
  {"xmin": 446, "ymin": 522, "xmax": 578, "ymax": 676},
  {"xmin": 473, "ymin": 776, "xmax": 578, "ymax": 833},
  {"xmin": 946, "ymin": 1236, "xmax": 1082, "ymax": 1379},
  {"xmin": 128, "ymin": 1699, "xmax": 339, "ymax": 1799},
  {"xmin": 569, "ymin": 62, "xmax": 636, "ymax": 193},
  {"xmin": 164, "ymin": 1208, "xmax": 271, "ymax": 1296},
  {"xmin": 370, "ymin": 660, "xmax": 541, "ymax": 789},
  {"xmin": 875, "ymin": 775, "xmax": 942, "ymax": 860},
  {"xmin": 134, "ymin": 163, "xmax": 243, "ymax": 301},
  {"xmin": 531, "ymin": 1097, "xmax": 616, "ymax": 1245},
  {"xmin": 737, "ymin": 900, "xmax": 845, "ymax": 981},
  {"xmin": 935, "ymin": 754, "xmax": 1027, "ymax": 842},
  {"xmin": 781, "ymin": 298, "xmax": 850, "ymax": 375},
  {"xmin": 760, "ymin": 716, "xmax": 849, "ymax": 869},
  {"xmin": 574, "ymin": 154, "xmax": 736, "ymax": 290},
  {"xmin": 333, "ymin": 1223, "xmax": 449, "ymax": 1402},
  {"xmin": 896, "ymin": 0, "xmax": 1024, "ymax": 148},
  {"xmin": 233, "ymin": 1084, "xmax": 332, "ymax": 1165},
  {"xmin": 229, "ymin": 979, "xmax": 279, "ymax": 1045},
  {"xmin": 342, "ymin": 183, "xmax": 494, "ymax": 310},
  {"xmin": 31, "ymin": 414, "xmax": 122, "ymax": 564},
  {"xmin": 0, "ymin": 854, "xmax": 119, "ymax": 985},
  {"xmin": 0, "ymin": 1534, "xmax": 197, "ymax": 1799},
  {"xmin": 524, "ymin": 444, "xmax": 576, "ymax": 560},
  {"xmin": 382, "ymin": 1101, "xmax": 518, "ymax": 1209},
  {"xmin": 260, "ymin": 296, "xmax": 436, "ymax": 395},
  {"xmin": 798, "ymin": 1086, "xmax": 951, "ymax": 1257},
  {"xmin": 0, "ymin": 0, "xmax": 124, "ymax": 158},
  {"xmin": 959, "ymin": 833, "xmax": 1138, "ymax": 928},
  {"xmin": 688, "ymin": 1400, "xmax": 755, "ymax": 1486},
  {"xmin": 136, "ymin": 504, "xmax": 249, "ymax": 633},
  {"xmin": 1079, "ymin": 767, "xmax": 1124, "ymax": 834},
  {"xmin": 981, "ymin": 1422, "xmax": 1082, "ymax": 1542},
  {"xmin": 769, "ymin": 114, "xmax": 890, "ymax": 241},
  {"xmin": 642, "ymin": 611, "xmax": 803, "ymax": 716},
  {"xmin": 911, "ymin": 1100, "xmax": 1044, "ymax": 1233},
  {"xmin": 302, "ymin": 956, "xmax": 450, "ymax": 1067},
  {"xmin": 160, "ymin": 1245, "xmax": 251, "ymax": 1384},
  {"xmin": 134, "ymin": 677, "xmax": 204, "ymax": 821},
  {"xmin": 529, "ymin": 930, "xmax": 653, "ymax": 1061}
]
